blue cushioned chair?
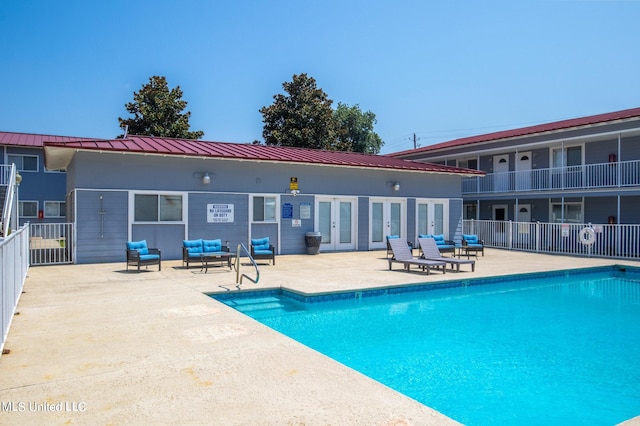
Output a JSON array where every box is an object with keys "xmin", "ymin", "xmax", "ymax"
[
  {"xmin": 182, "ymin": 239, "xmax": 229, "ymax": 268},
  {"xmin": 462, "ymin": 234, "xmax": 484, "ymax": 258},
  {"xmin": 126, "ymin": 240, "xmax": 161, "ymax": 271},
  {"xmin": 418, "ymin": 234, "xmax": 455, "ymax": 256},
  {"xmin": 250, "ymin": 237, "xmax": 275, "ymax": 265}
]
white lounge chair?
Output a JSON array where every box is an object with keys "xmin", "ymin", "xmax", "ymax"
[
  {"xmin": 419, "ymin": 238, "xmax": 475, "ymax": 272},
  {"xmin": 387, "ymin": 238, "xmax": 446, "ymax": 275}
]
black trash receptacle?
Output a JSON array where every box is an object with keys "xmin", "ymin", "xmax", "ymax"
[{"xmin": 305, "ymin": 232, "xmax": 322, "ymax": 255}]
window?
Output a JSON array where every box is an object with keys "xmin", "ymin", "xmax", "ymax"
[
  {"xmin": 8, "ymin": 154, "xmax": 39, "ymax": 172},
  {"xmin": 552, "ymin": 146, "xmax": 582, "ymax": 168},
  {"xmin": 457, "ymin": 158, "xmax": 478, "ymax": 170},
  {"xmin": 44, "ymin": 201, "xmax": 66, "ymax": 217},
  {"xmin": 134, "ymin": 194, "xmax": 182, "ymax": 222},
  {"xmin": 551, "ymin": 202, "xmax": 583, "ymax": 223},
  {"xmin": 253, "ymin": 196, "xmax": 276, "ymax": 222},
  {"xmin": 19, "ymin": 201, "xmax": 38, "ymax": 217}
]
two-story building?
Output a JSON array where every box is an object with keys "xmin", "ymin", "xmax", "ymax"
[
  {"xmin": 390, "ymin": 107, "xmax": 640, "ymax": 226},
  {"xmin": 1, "ymin": 131, "xmax": 89, "ymax": 227},
  {"xmin": 389, "ymin": 107, "xmax": 640, "ymax": 258}
]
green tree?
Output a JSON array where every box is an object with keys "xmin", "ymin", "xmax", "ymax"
[
  {"xmin": 260, "ymin": 73, "xmax": 336, "ymax": 150},
  {"xmin": 333, "ymin": 103, "xmax": 384, "ymax": 154},
  {"xmin": 118, "ymin": 76, "xmax": 204, "ymax": 139}
]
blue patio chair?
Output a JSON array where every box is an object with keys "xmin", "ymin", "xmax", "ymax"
[
  {"xmin": 250, "ymin": 237, "xmax": 275, "ymax": 265},
  {"xmin": 126, "ymin": 240, "xmax": 161, "ymax": 271},
  {"xmin": 462, "ymin": 234, "xmax": 485, "ymax": 258}
]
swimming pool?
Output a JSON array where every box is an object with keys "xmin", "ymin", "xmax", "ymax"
[{"xmin": 212, "ymin": 265, "xmax": 640, "ymax": 425}]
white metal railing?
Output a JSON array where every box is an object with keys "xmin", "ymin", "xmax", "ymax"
[
  {"xmin": 462, "ymin": 159, "xmax": 640, "ymax": 194},
  {"xmin": 1, "ymin": 164, "xmax": 17, "ymax": 237},
  {"xmin": 29, "ymin": 223, "xmax": 74, "ymax": 265},
  {"xmin": 1, "ymin": 224, "xmax": 29, "ymax": 357},
  {"xmin": 463, "ymin": 219, "xmax": 640, "ymax": 259}
]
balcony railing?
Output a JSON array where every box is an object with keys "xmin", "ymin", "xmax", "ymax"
[
  {"xmin": 462, "ymin": 159, "xmax": 640, "ymax": 194},
  {"xmin": 463, "ymin": 219, "xmax": 640, "ymax": 260}
]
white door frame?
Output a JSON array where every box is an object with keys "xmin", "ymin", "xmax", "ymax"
[
  {"xmin": 315, "ymin": 196, "xmax": 357, "ymax": 251},
  {"xmin": 415, "ymin": 198, "xmax": 449, "ymax": 239},
  {"xmin": 369, "ymin": 198, "xmax": 406, "ymax": 250}
]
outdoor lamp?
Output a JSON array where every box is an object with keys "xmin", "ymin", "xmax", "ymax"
[
  {"xmin": 202, "ymin": 173, "xmax": 211, "ymax": 184},
  {"xmin": 393, "ymin": 182, "xmax": 400, "ymax": 191}
]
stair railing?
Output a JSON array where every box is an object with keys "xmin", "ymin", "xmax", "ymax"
[{"xmin": 235, "ymin": 242, "xmax": 260, "ymax": 285}]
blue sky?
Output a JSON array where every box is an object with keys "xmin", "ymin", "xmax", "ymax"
[{"xmin": 1, "ymin": 1, "xmax": 639, "ymax": 154}]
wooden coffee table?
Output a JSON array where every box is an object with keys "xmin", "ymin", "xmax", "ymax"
[{"xmin": 199, "ymin": 252, "xmax": 234, "ymax": 273}]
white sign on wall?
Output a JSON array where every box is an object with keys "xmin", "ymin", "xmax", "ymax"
[{"xmin": 207, "ymin": 204, "xmax": 234, "ymax": 223}]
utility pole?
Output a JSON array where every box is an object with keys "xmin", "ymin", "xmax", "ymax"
[{"xmin": 413, "ymin": 133, "xmax": 419, "ymax": 149}]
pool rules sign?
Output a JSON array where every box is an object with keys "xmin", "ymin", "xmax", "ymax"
[{"xmin": 207, "ymin": 204, "xmax": 234, "ymax": 223}]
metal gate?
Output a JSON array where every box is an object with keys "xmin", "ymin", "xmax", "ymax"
[{"xmin": 29, "ymin": 223, "xmax": 74, "ymax": 265}]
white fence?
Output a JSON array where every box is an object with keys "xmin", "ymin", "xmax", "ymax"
[
  {"xmin": 29, "ymin": 223, "xmax": 74, "ymax": 265},
  {"xmin": 463, "ymin": 219, "xmax": 640, "ymax": 260},
  {"xmin": 1, "ymin": 224, "xmax": 29, "ymax": 356}
]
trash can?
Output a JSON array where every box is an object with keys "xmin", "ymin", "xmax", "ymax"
[{"xmin": 305, "ymin": 232, "xmax": 322, "ymax": 255}]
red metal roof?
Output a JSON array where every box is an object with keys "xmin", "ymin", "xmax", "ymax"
[
  {"xmin": 0, "ymin": 131, "xmax": 95, "ymax": 147},
  {"xmin": 43, "ymin": 135, "xmax": 484, "ymax": 175},
  {"xmin": 389, "ymin": 107, "xmax": 640, "ymax": 157}
]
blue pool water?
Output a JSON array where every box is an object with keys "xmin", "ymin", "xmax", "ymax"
[{"xmin": 213, "ymin": 266, "xmax": 640, "ymax": 425}]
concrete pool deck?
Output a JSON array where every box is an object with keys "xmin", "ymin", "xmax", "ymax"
[{"xmin": 1, "ymin": 249, "xmax": 639, "ymax": 425}]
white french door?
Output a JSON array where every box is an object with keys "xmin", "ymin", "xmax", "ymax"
[
  {"xmin": 370, "ymin": 199, "xmax": 405, "ymax": 250},
  {"xmin": 416, "ymin": 199, "xmax": 449, "ymax": 237},
  {"xmin": 316, "ymin": 197, "xmax": 357, "ymax": 251},
  {"xmin": 494, "ymin": 154, "xmax": 510, "ymax": 191}
]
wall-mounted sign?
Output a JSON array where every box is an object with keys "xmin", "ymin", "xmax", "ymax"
[
  {"xmin": 282, "ymin": 202, "xmax": 293, "ymax": 219},
  {"xmin": 289, "ymin": 177, "xmax": 298, "ymax": 190},
  {"xmin": 207, "ymin": 204, "xmax": 234, "ymax": 223},
  {"xmin": 292, "ymin": 219, "xmax": 301, "ymax": 227},
  {"xmin": 300, "ymin": 202, "xmax": 311, "ymax": 219}
]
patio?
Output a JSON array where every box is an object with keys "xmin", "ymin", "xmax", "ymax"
[{"xmin": 1, "ymin": 249, "xmax": 639, "ymax": 425}]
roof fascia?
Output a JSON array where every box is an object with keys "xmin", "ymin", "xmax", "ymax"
[
  {"xmin": 400, "ymin": 125, "xmax": 640, "ymax": 162},
  {"xmin": 46, "ymin": 146, "xmax": 483, "ymax": 177}
]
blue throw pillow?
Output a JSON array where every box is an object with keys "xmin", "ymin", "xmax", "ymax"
[
  {"xmin": 251, "ymin": 237, "xmax": 270, "ymax": 251},
  {"xmin": 127, "ymin": 240, "xmax": 149, "ymax": 255},
  {"xmin": 183, "ymin": 239, "xmax": 203, "ymax": 254},
  {"xmin": 203, "ymin": 239, "xmax": 222, "ymax": 253},
  {"xmin": 464, "ymin": 234, "xmax": 479, "ymax": 244}
]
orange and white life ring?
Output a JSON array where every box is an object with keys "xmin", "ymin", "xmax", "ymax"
[{"xmin": 579, "ymin": 227, "xmax": 596, "ymax": 245}]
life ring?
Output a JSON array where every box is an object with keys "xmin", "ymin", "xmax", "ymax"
[{"xmin": 579, "ymin": 227, "xmax": 596, "ymax": 245}]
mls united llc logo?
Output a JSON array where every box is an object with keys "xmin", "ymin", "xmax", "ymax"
[{"xmin": 1, "ymin": 401, "xmax": 87, "ymax": 412}]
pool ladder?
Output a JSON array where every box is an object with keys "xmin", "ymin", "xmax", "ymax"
[{"xmin": 234, "ymin": 243, "xmax": 260, "ymax": 285}]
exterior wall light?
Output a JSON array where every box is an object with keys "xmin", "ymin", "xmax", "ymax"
[
  {"xmin": 393, "ymin": 182, "xmax": 400, "ymax": 191},
  {"xmin": 202, "ymin": 173, "xmax": 211, "ymax": 184}
]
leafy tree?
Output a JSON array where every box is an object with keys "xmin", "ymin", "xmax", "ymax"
[
  {"xmin": 260, "ymin": 73, "xmax": 336, "ymax": 150},
  {"xmin": 118, "ymin": 76, "xmax": 204, "ymax": 139},
  {"xmin": 333, "ymin": 103, "xmax": 384, "ymax": 154}
]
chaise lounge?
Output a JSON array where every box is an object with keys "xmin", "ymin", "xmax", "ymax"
[
  {"xmin": 387, "ymin": 237, "xmax": 446, "ymax": 275},
  {"xmin": 386, "ymin": 235, "xmax": 413, "ymax": 258},
  {"xmin": 419, "ymin": 237, "xmax": 475, "ymax": 272},
  {"xmin": 418, "ymin": 234, "xmax": 456, "ymax": 256},
  {"xmin": 126, "ymin": 240, "xmax": 161, "ymax": 272}
]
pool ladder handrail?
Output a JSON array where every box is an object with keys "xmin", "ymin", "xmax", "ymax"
[{"xmin": 235, "ymin": 242, "xmax": 260, "ymax": 285}]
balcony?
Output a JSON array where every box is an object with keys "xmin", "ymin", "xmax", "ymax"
[{"xmin": 462, "ymin": 159, "xmax": 640, "ymax": 195}]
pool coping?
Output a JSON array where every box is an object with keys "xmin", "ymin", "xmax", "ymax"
[{"xmin": 211, "ymin": 263, "xmax": 639, "ymax": 304}]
